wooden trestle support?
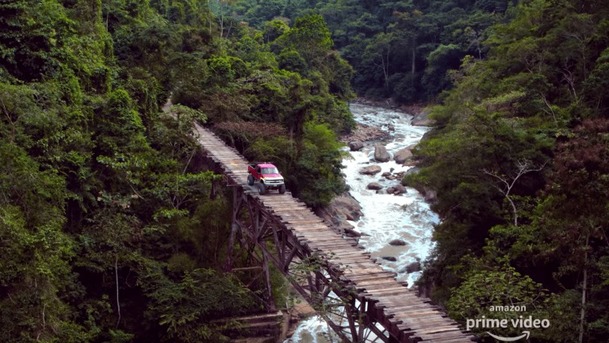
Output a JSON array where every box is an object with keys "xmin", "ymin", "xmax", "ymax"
[
  {"xmin": 226, "ymin": 186, "xmax": 390, "ymax": 342},
  {"xmin": 195, "ymin": 123, "xmax": 475, "ymax": 343}
]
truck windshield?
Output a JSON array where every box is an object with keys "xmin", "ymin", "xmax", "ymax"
[{"xmin": 261, "ymin": 167, "xmax": 278, "ymax": 174}]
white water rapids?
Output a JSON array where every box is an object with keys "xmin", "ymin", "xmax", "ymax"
[{"xmin": 285, "ymin": 103, "xmax": 439, "ymax": 343}]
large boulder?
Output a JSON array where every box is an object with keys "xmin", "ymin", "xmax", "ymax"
[
  {"xmin": 330, "ymin": 194, "xmax": 363, "ymax": 221},
  {"xmin": 341, "ymin": 123, "xmax": 389, "ymax": 143},
  {"xmin": 344, "ymin": 228, "xmax": 362, "ymax": 237},
  {"xmin": 367, "ymin": 182, "xmax": 383, "ymax": 190},
  {"xmin": 392, "ymin": 184, "xmax": 407, "ymax": 195},
  {"xmin": 405, "ymin": 167, "xmax": 420, "ymax": 176},
  {"xmin": 423, "ymin": 188, "xmax": 438, "ymax": 203},
  {"xmin": 405, "ymin": 261, "xmax": 421, "ymax": 273},
  {"xmin": 386, "ymin": 184, "xmax": 406, "ymax": 195},
  {"xmin": 381, "ymin": 256, "xmax": 397, "ymax": 262},
  {"xmin": 313, "ymin": 193, "xmax": 363, "ymax": 239},
  {"xmin": 349, "ymin": 141, "xmax": 364, "ymax": 151},
  {"xmin": 359, "ymin": 165, "xmax": 382, "ymax": 175},
  {"xmin": 394, "ymin": 148, "xmax": 413, "ymax": 164},
  {"xmin": 411, "ymin": 109, "xmax": 434, "ymax": 126},
  {"xmin": 374, "ymin": 143, "xmax": 391, "ymax": 162}
]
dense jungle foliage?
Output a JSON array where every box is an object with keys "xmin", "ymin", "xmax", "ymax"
[
  {"xmin": 238, "ymin": 0, "xmax": 609, "ymax": 341},
  {"xmin": 0, "ymin": 0, "xmax": 353, "ymax": 342},
  {"xmin": 4, "ymin": 0, "xmax": 609, "ymax": 342},
  {"xmin": 233, "ymin": 0, "xmax": 518, "ymax": 103}
]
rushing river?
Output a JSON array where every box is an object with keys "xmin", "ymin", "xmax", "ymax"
[{"xmin": 285, "ymin": 103, "xmax": 439, "ymax": 343}]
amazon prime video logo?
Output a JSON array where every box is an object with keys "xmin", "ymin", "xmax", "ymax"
[{"xmin": 466, "ymin": 313, "xmax": 551, "ymax": 341}]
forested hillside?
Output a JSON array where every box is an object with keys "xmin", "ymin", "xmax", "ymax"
[
  {"xmin": 234, "ymin": 0, "xmax": 517, "ymax": 102},
  {"xmin": 5, "ymin": 0, "xmax": 609, "ymax": 342},
  {"xmin": 403, "ymin": 0, "xmax": 609, "ymax": 341},
  {"xmin": 0, "ymin": 0, "xmax": 353, "ymax": 342}
]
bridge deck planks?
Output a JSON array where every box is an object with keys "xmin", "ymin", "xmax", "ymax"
[{"xmin": 194, "ymin": 124, "xmax": 474, "ymax": 343}]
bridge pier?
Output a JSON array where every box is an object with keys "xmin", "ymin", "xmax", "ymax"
[
  {"xmin": 223, "ymin": 185, "xmax": 408, "ymax": 342},
  {"xmin": 226, "ymin": 186, "xmax": 277, "ymax": 310}
]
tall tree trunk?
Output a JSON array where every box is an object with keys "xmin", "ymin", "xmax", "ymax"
[
  {"xmin": 579, "ymin": 234, "xmax": 589, "ymax": 343},
  {"xmin": 115, "ymin": 255, "xmax": 121, "ymax": 328},
  {"xmin": 411, "ymin": 37, "xmax": 416, "ymax": 76},
  {"xmin": 382, "ymin": 47, "xmax": 390, "ymax": 89}
]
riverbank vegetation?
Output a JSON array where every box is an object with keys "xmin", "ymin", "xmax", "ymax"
[{"xmin": 0, "ymin": 0, "xmax": 352, "ymax": 342}]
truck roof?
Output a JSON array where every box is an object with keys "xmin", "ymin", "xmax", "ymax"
[{"xmin": 251, "ymin": 162, "xmax": 276, "ymax": 168}]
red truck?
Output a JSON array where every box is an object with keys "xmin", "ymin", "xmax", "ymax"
[{"xmin": 247, "ymin": 162, "xmax": 286, "ymax": 195}]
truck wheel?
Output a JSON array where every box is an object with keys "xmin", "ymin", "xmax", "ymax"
[
  {"xmin": 258, "ymin": 183, "xmax": 266, "ymax": 195},
  {"xmin": 279, "ymin": 184, "xmax": 286, "ymax": 194},
  {"xmin": 247, "ymin": 174, "xmax": 254, "ymax": 186}
]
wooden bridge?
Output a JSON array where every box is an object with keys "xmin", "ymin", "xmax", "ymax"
[{"xmin": 194, "ymin": 123, "xmax": 474, "ymax": 342}]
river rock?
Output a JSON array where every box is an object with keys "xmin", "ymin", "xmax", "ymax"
[
  {"xmin": 392, "ymin": 184, "xmax": 407, "ymax": 195},
  {"xmin": 382, "ymin": 172, "xmax": 396, "ymax": 180},
  {"xmin": 423, "ymin": 188, "xmax": 438, "ymax": 203},
  {"xmin": 411, "ymin": 109, "xmax": 434, "ymax": 126},
  {"xmin": 412, "ymin": 118, "xmax": 433, "ymax": 126},
  {"xmin": 341, "ymin": 123, "xmax": 389, "ymax": 143},
  {"xmin": 367, "ymin": 182, "xmax": 383, "ymax": 190},
  {"xmin": 349, "ymin": 141, "xmax": 364, "ymax": 151},
  {"xmin": 389, "ymin": 239, "xmax": 407, "ymax": 246},
  {"xmin": 405, "ymin": 167, "xmax": 420, "ymax": 176},
  {"xmin": 381, "ymin": 256, "xmax": 397, "ymax": 262},
  {"xmin": 394, "ymin": 148, "xmax": 413, "ymax": 164},
  {"xmin": 359, "ymin": 165, "xmax": 382, "ymax": 175},
  {"xmin": 314, "ymin": 193, "xmax": 363, "ymax": 242},
  {"xmin": 404, "ymin": 261, "xmax": 422, "ymax": 273},
  {"xmin": 344, "ymin": 228, "xmax": 362, "ymax": 238},
  {"xmin": 374, "ymin": 143, "xmax": 391, "ymax": 162},
  {"xmin": 333, "ymin": 194, "xmax": 363, "ymax": 221}
]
